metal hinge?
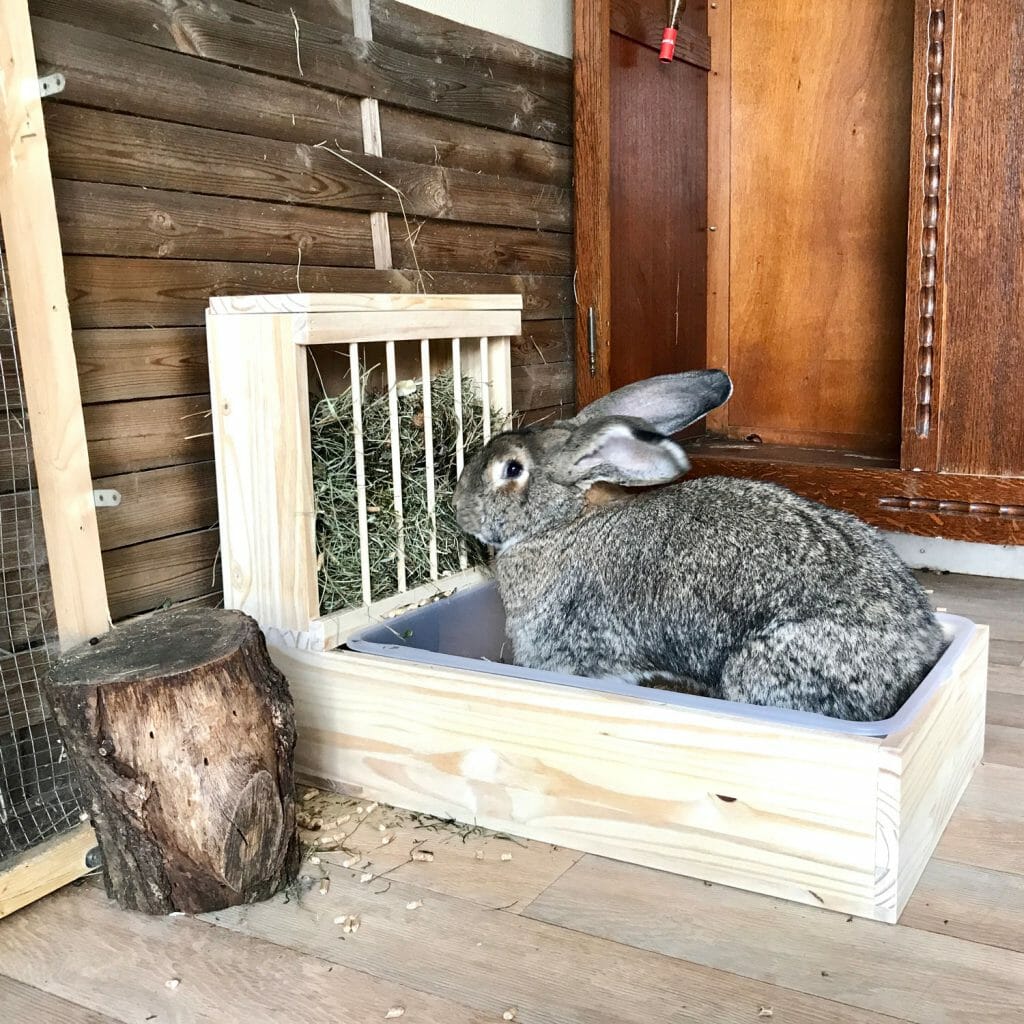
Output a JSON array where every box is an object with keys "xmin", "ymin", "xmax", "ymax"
[
  {"xmin": 37, "ymin": 73, "xmax": 65, "ymax": 98},
  {"xmin": 587, "ymin": 306, "xmax": 597, "ymax": 377},
  {"xmin": 92, "ymin": 489, "xmax": 121, "ymax": 507}
]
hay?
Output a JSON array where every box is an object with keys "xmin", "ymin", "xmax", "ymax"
[{"xmin": 311, "ymin": 371, "xmax": 495, "ymax": 612}]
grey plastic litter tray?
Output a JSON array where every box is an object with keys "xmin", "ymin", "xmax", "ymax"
[{"xmin": 345, "ymin": 581, "xmax": 972, "ymax": 738}]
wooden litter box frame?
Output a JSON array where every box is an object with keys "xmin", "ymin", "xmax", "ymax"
[{"xmin": 206, "ymin": 293, "xmax": 988, "ymax": 924}]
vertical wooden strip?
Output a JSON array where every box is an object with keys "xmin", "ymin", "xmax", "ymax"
[
  {"xmin": 451, "ymin": 337, "xmax": 467, "ymax": 569},
  {"xmin": 384, "ymin": 341, "xmax": 406, "ymax": 592},
  {"xmin": 348, "ymin": 343, "xmax": 373, "ymax": 604},
  {"xmin": 573, "ymin": 0, "xmax": 612, "ymax": 407},
  {"xmin": 353, "ymin": 0, "xmax": 393, "ymax": 270},
  {"xmin": 491, "ymin": 336, "xmax": 514, "ymax": 424},
  {"xmin": 0, "ymin": 2, "xmax": 110, "ymax": 648},
  {"xmin": 420, "ymin": 338, "xmax": 438, "ymax": 579},
  {"xmin": 900, "ymin": 0, "xmax": 954, "ymax": 472},
  {"xmin": 479, "ymin": 336, "xmax": 492, "ymax": 442},
  {"xmin": 207, "ymin": 312, "xmax": 319, "ymax": 631},
  {"xmin": 705, "ymin": 0, "xmax": 731, "ymax": 433}
]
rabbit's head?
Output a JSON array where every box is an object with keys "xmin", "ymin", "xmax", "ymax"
[{"xmin": 454, "ymin": 370, "xmax": 732, "ymax": 549}]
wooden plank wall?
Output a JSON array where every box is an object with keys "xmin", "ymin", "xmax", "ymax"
[{"xmin": 26, "ymin": 0, "xmax": 574, "ymax": 620}]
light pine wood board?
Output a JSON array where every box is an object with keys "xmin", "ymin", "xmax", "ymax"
[
  {"xmin": 0, "ymin": 0, "xmax": 109, "ymax": 647},
  {"xmin": 209, "ymin": 293, "xmax": 525, "ymax": 315},
  {"xmin": 276, "ymin": 643, "xmax": 902, "ymax": 918},
  {"xmin": 206, "ymin": 311, "xmax": 319, "ymax": 634},
  {"xmin": 0, "ymin": 825, "xmax": 96, "ymax": 921},
  {"xmin": 300, "ymin": 309, "xmax": 522, "ymax": 347},
  {"xmin": 876, "ymin": 625, "xmax": 987, "ymax": 918},
  {"xmin": 524, "ymin": 854, "xmax": 1024, "ymax": 1024},
  {"xmin": 207, "ymin": 864, "xmax": 907, "ymax": 1024},
  {"xmin": 0, "ymin": 884, "xmax": 486, "ymax": 1024}
]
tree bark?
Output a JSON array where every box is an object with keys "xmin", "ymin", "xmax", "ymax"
[{"xmin": 45, "ymin": 606, "xmax": 300, "ymax": 915}]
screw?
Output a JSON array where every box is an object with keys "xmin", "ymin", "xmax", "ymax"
[
  {"xmin": 85, "ymin": 846, "xmax": 103, "ymax": 869},
  {"xmin": 709, "ymin": 225, "xmax": 718, "ymax": 232}
]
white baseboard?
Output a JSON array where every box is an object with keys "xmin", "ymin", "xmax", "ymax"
[{"xmin": 883, "ymin": 531, "xmax": 1024, "ymax": 580}]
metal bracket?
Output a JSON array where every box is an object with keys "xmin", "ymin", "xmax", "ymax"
[
  {"xmin": 37, "ymin": 73, "xmax": 65, "ymax": 98},
  {"xmin": 92, "ymin": 489, "xmax": 121, "ymax": 508},
  {"xmin": 587, "ymin": 306, "xmax": 597, "ymax": 377}
]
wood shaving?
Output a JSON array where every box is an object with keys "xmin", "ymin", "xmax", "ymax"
[
  {"xmin": 380, "ymin": 834, "xmax": 394, "ymax": 846},
  {"xmin": 366, "ymin": 802, "xmax": 379, "ymax": 814},
  {"xmin": 411, "ymin": 849, "xmax": 434, "ymax": 862},
  {"xmin": 308, "ymin": 855, "xmax": 321, "ymax": 865},
  {"xmin": 342, "ymin": 915, "xmax": 361, "ymax": 933},
  {"xmin": 500, "ymin": 852, "xmax": 513, "ymax": 862},
  {"xmin": 319, "ymin": 878, "xmax": 331, "ymax": 895},
  {"xmin": 474, "ymin": 849, "xmax": 485, "ymax": 860},
  {"xmin": 385, "ymin": 1008, "xmax": 405, "ymax": 1019},
  {"xmin": 503, "ymin": 1010, "xmax": 517, "ymax": 1021},
  {"xmin": 758, "ymin": 1009, "xmax": 774, "ymax": 1018},
  {"xmin": 378, "ymin": 823, "xmax": 387, "ymax": 832},
  {"xmin": 302, "ymin": 789, "xmax": 318, "ymax": 802},
  {"xmin": 165, "ymin": 979, "xmax": 180, "ymax": 990},
  {"xmin": 343, "ymin": 856, "xmax": 360, "ymax": 869},
  {"xmin": 333, "ymin": 915, "xmax": 347, "ymax": 925},
  {"xmin": 357, "ymin": 805, "xmax": 365, "ymax": 814},
  {"xmin": 361, "ymin": 872, "xmax": 375, "ymax": 883},
  {"xmin": 405, "ymin": 900, "xmax": 423, "ymax": 910}
]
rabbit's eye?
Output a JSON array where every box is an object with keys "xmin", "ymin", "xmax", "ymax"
[{"xmin": 503, "ymin": 459, "xmax": 524, "ymax": 480}]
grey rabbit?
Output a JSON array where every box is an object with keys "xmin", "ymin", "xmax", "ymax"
[{"xmin": 453, "ymin": 371, "xmax": 946, "ymax": 721}]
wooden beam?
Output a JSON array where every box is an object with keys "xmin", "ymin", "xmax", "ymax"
[
  {"xmin": 0, "ymin": 824, "xmax": 96, "ymax": 920},
  {"xmin": 0, "ymin": 0, "xmax": 109, "ymax": 648},
  {"xmin": 33, "ymin": 0, "xmax": 570, "ymax": 143},
  {"xmin": 45, "ymin": 106, "xmax": 571, "ymax": 234},
  {"xmin": 705, "ymin": 0, "xmax": 731, "ymax": 433},
  {"xmin": 573, "ymin": 0, "xmax": 612, "ymax": 408}
]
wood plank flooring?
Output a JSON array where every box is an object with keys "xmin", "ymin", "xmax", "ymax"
[{"xmin": 0, "ymin": 570, "xmax": 1021, "ymax": 1023}]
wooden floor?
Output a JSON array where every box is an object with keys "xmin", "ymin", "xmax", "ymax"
[{"xmin": 1, "ymin": 571, "xmax": 1022, "ymax": 1024}]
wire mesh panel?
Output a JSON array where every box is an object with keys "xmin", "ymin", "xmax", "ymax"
[{"xmin": 0, "ymin": 220, "xmax": 83, "ymax": 862}]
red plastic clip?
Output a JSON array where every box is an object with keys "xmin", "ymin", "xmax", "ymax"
[{"xmin": 659, "ymin": 26, "xmax": 678, "ymax": 63}]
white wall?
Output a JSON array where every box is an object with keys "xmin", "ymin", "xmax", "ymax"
[{"xmin": 399, "ymin": 0, "xmax": 573, "ymax": 57}]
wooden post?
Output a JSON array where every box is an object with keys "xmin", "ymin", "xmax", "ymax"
[
  {"xmin": 0, "ymin": 0, "xmax": 110, "ymax": 649},
  {"xmin": 45, "ymin": 606, "xmax": 300, "ymax": 915}
]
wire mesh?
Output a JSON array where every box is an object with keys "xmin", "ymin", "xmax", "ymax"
[{"xmin": 0, "ymin": 220, "xmax": 83, "ymax": 862}]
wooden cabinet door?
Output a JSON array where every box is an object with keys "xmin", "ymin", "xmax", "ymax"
[
  {"xmin": 573, "ymin": 0, "xmax": 711, "ymax": 409},
  {"xmin": 573, "ymin": 0, "xmax": 1024, "ymax": 544}
]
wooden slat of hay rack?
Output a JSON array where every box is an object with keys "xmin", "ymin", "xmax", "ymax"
[
  {"xmin": 206, "ymin": 293, "xmax": 519, "ymax": 651},
  {"xmin": 0, "ymin": 0, "xmax": 108, "ymax": 918}
]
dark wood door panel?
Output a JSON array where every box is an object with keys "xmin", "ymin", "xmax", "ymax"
[
  {"xmin": 936, "ymin": 0, "xmax": 1024, "ymax": 477},
  {"xmin": 609, "ymin": 27, "xmax": 708, "ymax": 392},
  {"xmin": 725, "ymin": 0, "xmax": 913, "ymax": 457},
  {"xmin": 687, "ymin": 444, "xmax": 1024, "ymax": 545}
]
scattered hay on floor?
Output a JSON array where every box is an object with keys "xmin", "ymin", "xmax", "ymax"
[{"xmin": 311, "ymin": 371, "xmax": 497, "ymax": 613}]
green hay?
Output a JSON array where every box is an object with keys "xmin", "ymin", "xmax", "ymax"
[{"xmin": 311, "ymin": 371, "xmax": 495, "ymax": 613}]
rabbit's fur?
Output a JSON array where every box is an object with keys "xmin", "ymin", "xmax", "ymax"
[{"xmin": 454, "ymin": 371, "xmax": 946, "ymax": 721}]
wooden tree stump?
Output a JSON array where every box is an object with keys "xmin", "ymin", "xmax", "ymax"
[{"xmin": 45, "ymin": 606, "xmax": 300, "ymax": 915}]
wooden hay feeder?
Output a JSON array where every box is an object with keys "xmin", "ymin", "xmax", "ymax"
[{"xmin": 206, "ymin": 293, "xmax": 988, "ymax": 924}]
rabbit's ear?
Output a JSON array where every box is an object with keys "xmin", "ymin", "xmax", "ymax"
[
  {"xmin": 573, "ymin": 369, "xmax": 732, "ymax": 435},
  {"xmin": 551, "ymin": 417, "xmax": 690, "ymax": 486}
]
